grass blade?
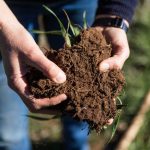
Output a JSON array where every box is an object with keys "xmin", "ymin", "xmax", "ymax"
[
  {"xmin": 107, "ymin": 111, "xmax": 121, "ymax": 143},
  {"xmin": 117, "ymin": 96, "xmax": 123, "ymax": 105},
  {"xmin": 63, "ymin": 9, "xmax": 81, "ymax": 37},
  {"xmin": 43, "ymin": 5, "xmax": 71, "ymax": 47},
  {"xmin": 43, "ymin": 5, "xmax": 66, "ymax": 36},
  {"xmin": 117, "ymin": 104, "xmax": 127, "ymax": 109},
  {"xmin": 63, "ymin": 9, "xmax": 75, "ymax": 36},
  {"xmin": 73, "ymin": 25, "xmax": 81, "ymax": 36},
  {"xmin": 83, "ymin": 11, "xmax": 87, "ymax": 29},
  {"xmin": 107, "ymin": 96, "xmax": 124, "ymax": 142},
  {"xmin": 33, "ymin": 30, "xmax": 63, "ymax": 36}
]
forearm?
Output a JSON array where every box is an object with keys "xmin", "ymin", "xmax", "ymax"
[
  {"xmin": 0, "ymin": 0, "xmax": 25, "ymax": 54},
  {"xmin": 0, "ymin": 0, "xmax": 21, "ymax": 32}
]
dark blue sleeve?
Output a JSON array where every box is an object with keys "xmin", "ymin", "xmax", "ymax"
[{"xmin": 98, "ymin": 0, "xmax": 138, "ymax": 23}]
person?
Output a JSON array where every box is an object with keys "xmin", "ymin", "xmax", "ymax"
[{"xmin": 0, "ymin": 0, "xmax": 138, "ymax": 150}]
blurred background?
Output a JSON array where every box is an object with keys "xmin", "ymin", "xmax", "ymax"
[{"xmin": 29, "ymin": 1, "xmax": 150, "ymax": 150}]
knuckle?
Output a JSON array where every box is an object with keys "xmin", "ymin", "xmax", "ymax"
[
  {"xmin": 28, "ymin": 97, "xmax": 43, "ymax": 112},
  {"xmin": 29, "ymin": 104, "xmax": 41, "ymax": 113},
  {"xmin": 25, "ymin": 49, "xmax": 38, "ymax": 60},
  {"xmin": 34, "ymin": 104, "xmax": 41, "ymax": 110},
  {"xmin": 46, "ymin": 63, "xmax": 57, "ymax": 77},
  {"xmin": 25, "ymin": 46, "xmax": 42, "ymax": 61},
  {"xmin": 114, "ymin": 59, "xmax": 121, "ymax": 69},
  {"xmin": 27, "ymin": 99, "xmax": 42, "ymax": 113}
]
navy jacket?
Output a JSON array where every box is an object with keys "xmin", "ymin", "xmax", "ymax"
[{"xmin": 6, "ymin": 0, "xmax": 138, "ymax": 24}]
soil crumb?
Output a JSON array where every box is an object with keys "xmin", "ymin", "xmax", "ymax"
[{"xmin": 26, "ymin": 28, "xmax": 125, "ymax": 132}]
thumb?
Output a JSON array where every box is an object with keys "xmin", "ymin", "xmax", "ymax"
[
  {"xmin": 99, "ymin": 43, "xmax": 130, "ymax": 72},
  {"xmin": 25, "ymin": 48, "xmax": 66, "ymax": 84},
  {"xmin": 99, "ymin": 55, "xmax": 126, "ymax": 72}
]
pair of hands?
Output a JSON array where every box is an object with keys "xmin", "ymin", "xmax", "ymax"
[{"xmin": 0, "ymin": 11, "xmax": 129, "ymax": 125}]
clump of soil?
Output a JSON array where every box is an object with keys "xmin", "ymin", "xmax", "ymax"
[{"xmin": 26, "ymin": 28, "xmax": 125, "ymax": 132}]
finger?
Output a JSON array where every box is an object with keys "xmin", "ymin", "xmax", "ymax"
[
  {"xmin": 99, "ymin": 55, "xmax": 123, "ymax": 71},
  {"xmin": 29, "ymin": 94, "xmax": 67, "ymax": 109},
  {"xmin": 95, "ymin": 26, "xmax": 103, "ymax": 32},
  {"xmin": 99, "ymin": 49, "xmax": 129, "ymax": 72},
  {"xmin": 23, "ymin": 94, "xmax": 67, "ymax": 113},
  {"xmin": 106, "ymin": 98, "xmax": 116, "ymax": 125},
  {"xmin": 20, "ymin": 86, "xmax": 67, "ymax": 112},
  {"xmin": 20, "ymin": 92, "xmax": 67, "ymax": 115},
  {"xmin": 24, "ymin": 46, "xmax": 66, "ymax": 83},
  {"xmin": 9, "ymin": 75, "xmax": 67, "ymax": 113}
]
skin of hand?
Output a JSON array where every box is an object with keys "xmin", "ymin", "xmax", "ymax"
[
  {"xmin": 97, "ymin": 26, "xmax": 130, "ymax": 71},
  {"xmin": 0, "ymin": 1, "xmax": 129, "ymax": 125},
  {"xmin": 96, "ymin": 26, "xmax": 130, "ymax": 125},
  {"xmin": 0, "ymin": 1, "xmax": 67, "ymax": 115}
]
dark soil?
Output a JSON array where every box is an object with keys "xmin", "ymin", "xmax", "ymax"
[{"xmin": 26, "ymin": 28, "xmax": 125, "ymax": 132}]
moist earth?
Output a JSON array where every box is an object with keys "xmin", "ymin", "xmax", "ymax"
[{"xmin": 26, "ymin": 28, "xmax": 125, "ymax": 132}]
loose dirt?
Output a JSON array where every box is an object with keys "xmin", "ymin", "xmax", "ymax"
[{"xmin": 26, "ymin": 28, "xmax": 125, "ymax": 131}]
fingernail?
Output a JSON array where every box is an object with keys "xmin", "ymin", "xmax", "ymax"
[
  {"xmin": 107, "ymin": 118, "xmax": 114, "ymax": 125},
  {"xmin": 100, "ymin": 63, "xmax": 109, "ymax": 72},
  {"xmin": 55, "ymin": 72, "xmax": 66, "ymax": 83},
  {"xmin": 62, "ymin": 94, "xmax": 67, "ymax": 100}
]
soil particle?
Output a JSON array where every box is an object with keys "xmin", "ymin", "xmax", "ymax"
[{"xmin": 26, "ymin": 28, "xmax": 125, "ymax": 132}]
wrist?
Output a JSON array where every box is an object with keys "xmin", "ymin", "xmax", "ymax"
[
  {"xmin": 95, "ymin": 15, "xmax": 129, "ymax": 32},
  {"xmin": 96, "ymin": 15, "xmax": 129, "ymax": 27}
]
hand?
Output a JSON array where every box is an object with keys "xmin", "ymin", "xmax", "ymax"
[
  {"xmin": 95, "ymin": 26, "xmax": 130, "ymax": 125},
  {"xmin": 95, "ymin": 27, "xmax": 130, "ymax": 71},
  {"xmin": 0, "ymin": 18, "xmax": 67, "ymax": 115}
]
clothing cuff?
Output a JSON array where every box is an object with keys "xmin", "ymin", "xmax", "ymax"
[{"xmin": 98, "ymin": 0, "xmax": 138, "ymax": 24}]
